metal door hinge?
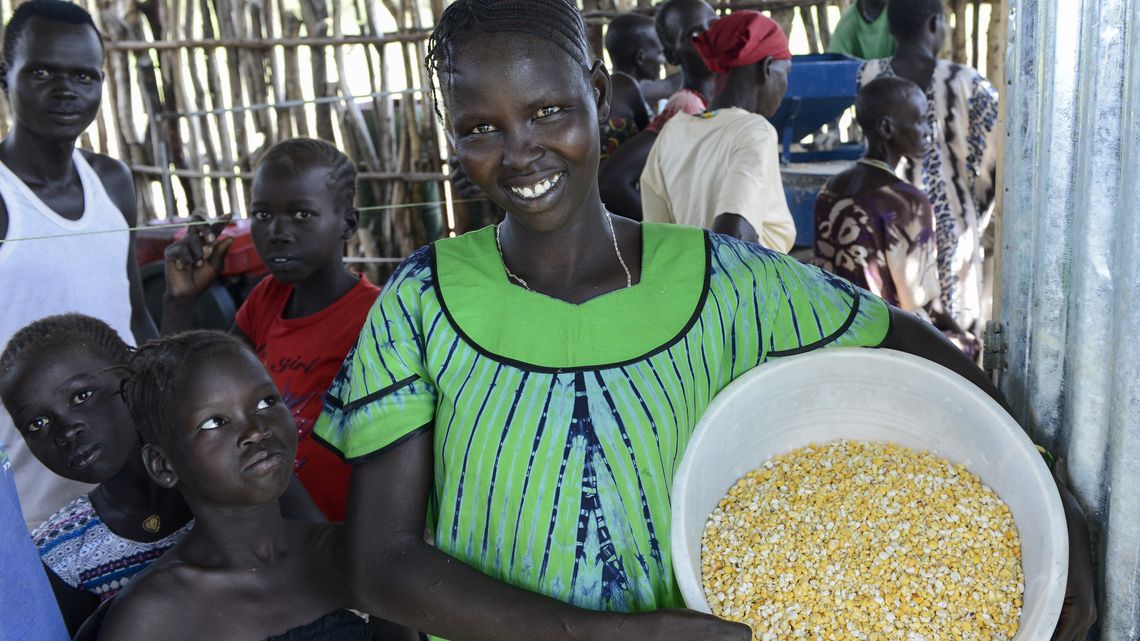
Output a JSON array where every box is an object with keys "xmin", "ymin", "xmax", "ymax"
[{"xmin": 982, "ymin": 320, "xmax": 1008, "ymax": 376}]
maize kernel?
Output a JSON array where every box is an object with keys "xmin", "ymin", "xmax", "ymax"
[{"xmin": 701, "ymin": 440, "xmax": 1023, "ymax": 641}]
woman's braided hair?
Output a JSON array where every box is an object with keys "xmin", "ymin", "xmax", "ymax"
[
  {"xmin": 0, "ymin": 314, "xmax": 131, "ymax": 393},
  {"xmin": 121, "ymin": 330, "xmax": 250, "ymax": 450},
  {"xmin": 256, "ymin": 138, "xmax": 357, "ymax": 214},
  {"xmin": 425, "ymin": 0, "xmax": 593, "ymax": 119}
]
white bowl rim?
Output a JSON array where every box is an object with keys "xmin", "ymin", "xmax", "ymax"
[{"xmin": 670, "ymin": 347, "xmax": 1068, "ymax": 640}]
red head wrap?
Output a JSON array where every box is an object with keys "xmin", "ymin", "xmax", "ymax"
[{"xmin": 692, "ymin": 11, "xmax": 792, "ymax": 74}]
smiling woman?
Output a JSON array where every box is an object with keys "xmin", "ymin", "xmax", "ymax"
[{"xmin": 303, "ymin": 2, "xmax": 1095, "ymax": 641}]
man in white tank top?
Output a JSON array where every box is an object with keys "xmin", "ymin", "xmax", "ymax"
[{"xmin": 0, "ymin": 0, "xmax": 157, "ymax": 529}]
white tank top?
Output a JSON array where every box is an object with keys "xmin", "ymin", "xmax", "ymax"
[{"xmin": 0, "ymin": 149, "xmax": 135, "ymax": 529}]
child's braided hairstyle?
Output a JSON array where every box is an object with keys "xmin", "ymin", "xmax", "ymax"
[
  {"xmin": 0, "ymin": 314, "xmax": 131, "ymax": 395},
  {"xmin": 256, "ymin": 138, "xmax": 357, "ymax": 215},
  {"xmin": 425, "ymin": 0, "xmax": 593, "ymax": 119},
  {"xmin": 121, "ymin": 330, "xmax": 250, "ymax": 450}
]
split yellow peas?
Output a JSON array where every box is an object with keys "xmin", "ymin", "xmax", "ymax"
[{"xmin": 701, "ymin": 440, "xmax": 1024, "ymax": 641}]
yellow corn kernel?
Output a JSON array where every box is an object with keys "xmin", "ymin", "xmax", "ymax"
[{"xmin": 700, "ymin": 440, "xmax": 1023, "ymax": 641}]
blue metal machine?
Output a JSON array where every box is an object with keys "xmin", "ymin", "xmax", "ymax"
[{"xmin": 769, "ymin": 53, "xmax": 865, "ymax": 248}]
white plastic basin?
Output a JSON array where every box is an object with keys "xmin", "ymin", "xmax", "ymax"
[{"xmin": 672, "ymin": 348, "xmax": 1067, "ymax": 641}]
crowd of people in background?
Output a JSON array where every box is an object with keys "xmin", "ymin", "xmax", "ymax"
[{"xmin": 0, "ymin": 0, "xmax": 1096, "ymax": 640}]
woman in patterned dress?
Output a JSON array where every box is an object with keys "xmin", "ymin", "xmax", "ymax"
[
  {"xmin": 313, "ymin": 1, "xmax": 1094, "ymax": 640},
  {"xmin": 815, "ymin": 77, "xmax": 978, "ymax": 357},
  {"xmin": 857, "ymin": 0, "xmax": 1000, "ymax": 355}
]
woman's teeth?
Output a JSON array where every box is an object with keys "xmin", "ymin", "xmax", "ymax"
[{"xmin": 509, "ymin": 173, "xmax": 562, "ymax": 199}]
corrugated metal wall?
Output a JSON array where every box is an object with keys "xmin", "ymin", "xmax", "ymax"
[{"xmin": 1001, "ymin": 0, "xmax": 1140, "ymax": 639}]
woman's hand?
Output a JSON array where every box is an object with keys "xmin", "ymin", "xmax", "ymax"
[
  {"xmin": 884, "ymin": 310, "xmax": 1099, "ymax": 639},
  {"xmin": 611, "ymin": 609, "xmax": 752, "ymax": 641},
  {"xmin": 1052, "ymin": 481, "xmax": 1097, "ymax": 641}
]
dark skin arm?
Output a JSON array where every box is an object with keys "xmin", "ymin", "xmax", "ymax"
[
  {"xmin": 711, "ymin": 213, "xmax": 759, "ymax": 244},
  {"xmin": 44, "ymin": 563, "xmax": 98, "ymax": 636},
  {"xmin": 370, "ymin": 615, "xmax": 423, "ymax": 641},
  {"xmin": 608, "ymin": 73, "xmax": 652, "ymax": 130},
  {"xmin": 598, "ymin": 131, "xmax": 656, "ymax": 220},
  {"xmin": 84, "ymin": 151, "xmax": 158, "ymax": 344},
  {"xmin": 883, "ymin": 309, "xmax": 1097, "ymax": 641},
  {"xmin": 640, "ymin": 73, "xmax": 683, "ymax": 104},
  {"xmin": 346, "ymin": 430, "xmax": 750, "ymax": 641}
]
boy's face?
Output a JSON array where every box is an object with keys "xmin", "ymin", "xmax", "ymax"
[
  {"xmin": 663, "ymin": 2, "xmax": 716, "ymax": 73},
  {"xmin": 157, "ymin": 346, "xmax": 296, "ymax": 506},
  {"xmin": 1, "ymin": 349, "xmax": 135, "ymax": 485},
  {"xmin": 3, "ymin": 18, "xmax": 104, "ymax": 142},
  {"xmin": 249, "ymin": 165, "xmax": 354, "ymax": 284},
  {"xmin": 634, "ymin": 29, "xmax": 666, "ymax": 80},
  {"xmin": 445, "ymin": 33, "xmax": 609, "ymax": 234}
]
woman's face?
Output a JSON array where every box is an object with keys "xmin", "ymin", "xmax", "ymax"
[
  {"xmin": 444, "ymin": 32, "xmax": 610, "ymax": 234},
  {"xmin": 1, "ymin": 348, "xmax": 135, "ymax": 485},
  {"xmin": 756, "ymin": 59, "xmax": 791, "ymax": 118},
  {"xmin": 160, "ymin": 346, "xmax": 297, "ymax": 507},
  {"xmin": 894, "ymin": 89, "xmax": 932, "ymax": 161}
]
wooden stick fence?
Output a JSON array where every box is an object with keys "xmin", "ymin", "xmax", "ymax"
[{"xmin": 0, "ymin": 0, "xmax": 1003, "ymax": 280}]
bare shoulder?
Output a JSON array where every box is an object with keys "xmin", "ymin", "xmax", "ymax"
[
  {"xmin": 100, "ymin": 561, "xmax": 197, "ymax": 640},
  {"xmin": 825, "ymin": 165, "xmax": 899, "ymax": 199},
  {"xmin": 78, "ymin": 149, "xmax": 137, "ymax": 224},
  {"xmin": 610, "ymin": 72, "xmax": 637, "ymax": 93}
]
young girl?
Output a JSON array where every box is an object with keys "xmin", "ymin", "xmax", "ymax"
[
  {"xmin": 0, "ymin": 314, "xmax": 192, "ymax": 633},
  {"xmin": 162, "ymin": 138, "xmax": 380, "ymax": 522},
  {"xmin": 313, "ymin": 1, "xmax": 1093, "ymax": 640},
  {"xmin": 98, "ymin": 331, "xmax": 413, "ymax": 640}
]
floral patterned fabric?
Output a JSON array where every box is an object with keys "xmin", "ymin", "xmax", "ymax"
[
  {"xmin": 33, "ymin": 495, "xmax": 192, "ymax": 601},
  {"xmin": 599, "ymin": 118, "xmax": 640, "ymax": 160},
  {"xmin": 814, "ymin": 180, "xmax": 939, "ymax": 313}
]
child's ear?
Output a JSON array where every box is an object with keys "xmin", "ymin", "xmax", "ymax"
[
  {"xmin": 342, "ymin": 208, "xmax": 360, "ymax": 241},
  {"xmin": 590, "ymin": 60, "xmax": 612, "ymax": 123},
  {"xmin": 142, "ymin": 444, "xmax": 179, "ymax": 489}
]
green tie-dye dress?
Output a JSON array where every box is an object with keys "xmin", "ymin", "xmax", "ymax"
[{"xmin": 314, "ymin": 223, "xmax": 892, "ymax": 619}]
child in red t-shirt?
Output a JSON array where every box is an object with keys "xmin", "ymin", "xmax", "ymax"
[{"xmin": 161, "ymin": 139, "xmax": 380, "ymax": 520}]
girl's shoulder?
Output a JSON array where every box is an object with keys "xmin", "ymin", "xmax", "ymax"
[{"xmin": 32, "ymin": 494, "xmax": 97, "ymax": 549}]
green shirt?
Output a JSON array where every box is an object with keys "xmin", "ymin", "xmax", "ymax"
[
  {"xmin": 315, "ymin": 224, "xmax": 892, "ymax": 624},
  {"xmin": 828, "ymin": 2, "xmax": 896, "ymax": 60}
]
